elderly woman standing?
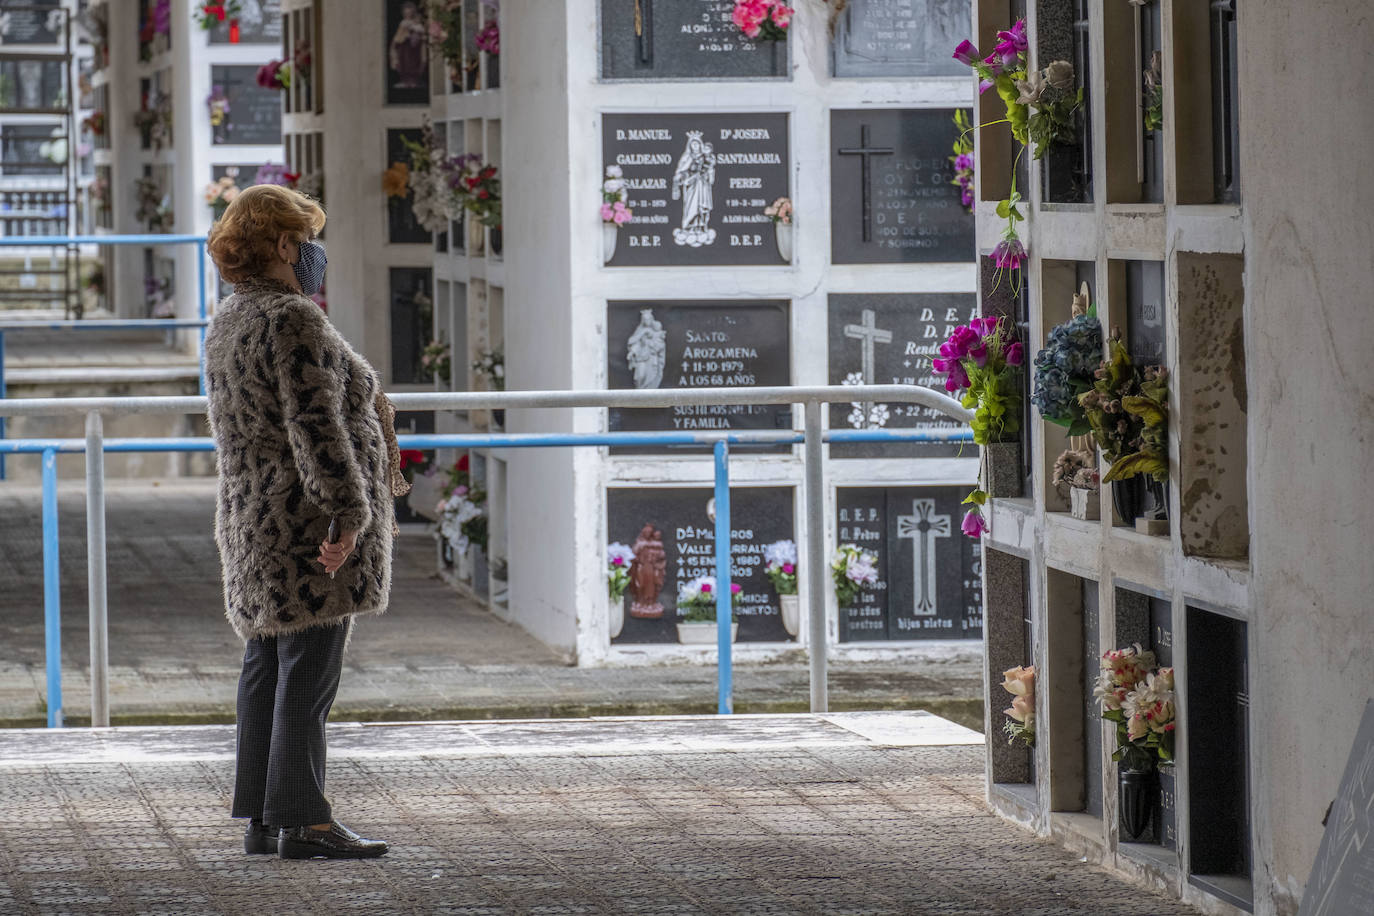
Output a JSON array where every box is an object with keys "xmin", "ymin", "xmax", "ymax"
[{"xmin": 205, "ymin": 185, "xmax": 403, "ymax": 859}]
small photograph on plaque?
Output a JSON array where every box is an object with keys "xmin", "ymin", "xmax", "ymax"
[
  {"xmin": 827, "ymin": 292, "xmax": 978, "ymax": 459},
  {"xmin": 603, "ymin": 112, "xmax": 790, "ymax": 268},
  {"xmin": 837, "ymin": 486, "xmax": 982, "ymax": 642},
  {"xmin": 385, "ymin": 0, "xmax": 430, "ymax": 105},
  {"xmin": 608, "ymin": 300, "xmax": 791, "ymax": 454},
  {"xmin": 210, "ymin": 65, "xmax": 282, "ymax": 146},
  {"xmin": 609, "ymin": 486, "xmax": 796, "ymax": 645},
  {"xmin": 831, "ymin": 0, "xmax": 970, "ymax": 78},
  {"xmin": 599, "ymin": 0, "xmax": 789, "ymax": 81},
  {"xmin": 830, "ymin": 108, "xmax": 975, "ymax": 264}
]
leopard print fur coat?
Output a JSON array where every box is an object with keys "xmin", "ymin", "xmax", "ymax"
[{"xmin": 205, "ymin": 277, "xmax": 394, "ymax": 641}]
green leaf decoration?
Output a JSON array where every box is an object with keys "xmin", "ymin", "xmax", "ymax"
[
  {"xmin": 1122, "ymin": 395, "xmax": 1166, "ymax": 427},
  {"xmin": 962, "ymin": 490, "xmax": 988, "ymax": 507},
  {"xmin": 1103, "ymin": 451, "xmax": 1168, "ymax": 483}
]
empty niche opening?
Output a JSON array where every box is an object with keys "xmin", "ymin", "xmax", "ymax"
[
  {"xmin": 1114, "ymin": 585, "xmax": 1177, "ymax": 851},
  {"xmin": 1186, "ymin": 603, "xmax": 1252, "ymax": 910},
  {"xmin": 1038, "ymin": 259, "xmax": 1098, "ymax": 515},
  {"xmin": 1104, "ymin": 259, "xmax": 1169, "ymax": 534},
  {"xmin": 986, "ymin": 548, "xmax": 1036, "ymax": 793},
  {"xmin": 1035, "ymin": 0, "xmax": 1092, "ymax": 204},
  {"xmin": 1044, "ymin": 569, "xmax": 1101, "ymax": 817},
  {"xmin": 975, "ymin": 0, "xmax": 1028, "ymax": 203},
  {"xmin": 1101, "ymin": 0, "xmax": 1162, "ymax": 204},
  {"xmin": 1172, "ymin": 0, "xmax": 1239, "ymax": 204},
  {"xmin": 1177, "ymin": 253, "xmax": 1247, "ymax": 561}
]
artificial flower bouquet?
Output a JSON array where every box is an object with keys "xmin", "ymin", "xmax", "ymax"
[
  {"xmin": 204, "ymin": 170, "xmax": 240, "ymax": 218},
  {"xmin": 450, "ymin": 154, "xmax": 501, "ymax": 228},
  {"xmin": 194, "ymin": 1, "xmax": 240, "ymax": 30},
  {"xmin": 600, "ymin": 165, "xmax": 633, "ymax": 226},
  {"xmin": 438, "ymin": 482, "xmax": 488, "ymax": 554},
  {"xmin": 472, "ymin": 349, "xmax": 504, "ymax": 391},
  {"xmin": 1001, "ymin": 665, "xmax": 1036, "ymax": 747},
  {"xmin": 932, "ymin": 315, "xmax": 1024, "ymax": 445},
  {"xmin": 831, "ymin": 544, "xmax": 877, "ymax": 607},
  {"xmin": 1031, "ymin": 303, "xmax": 1103, "ymax": 437},
  {"xmin": 732, "ymin": 0, "xmax": 793, "ymax": 41},
  {"xmin": 763, "ymin": 540, "xmax": 797, "ymax": 595},
  {"xmin": 677, "ymin": 576, "xmax": 742, "ymax": 623},
  {"xmin": 1094, "ymin": 644, "xmax": 1175, "ymax": 769},
  {"xmin": 1052, "ymin": 448, "xmax": 1099, "ymax": 498},
  {"xmin": 1078, "ymin": 337, "xmax": 1169, "ymax": 484},
  {"xmin": 421, "ymin": 338, "xmax": 452, "ymax": 384},
  {"xmin": 763, "ymin": 197, "xmax": 792, "ymax": 224},
  {"xmin": 606, "ymin": 542, "xmax": 635, "ymax": 601},
  {"xmin": 949, "ymin": 110, "xmax": 975, "ymax": 212}
]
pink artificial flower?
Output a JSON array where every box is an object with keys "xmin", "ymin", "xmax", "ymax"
[
  {"xmin": 455, "ymin": 485, "xmax": 469, "ymax": 496},
  {"xmin": 612, "ymin": 208, "xmax": 632, "ymax": 225},
  {"xmin": 613, "ymin": 200, "xmax": 627, "ymax": 211},
  {"xmin": 770, "ymin": 4, "xmax": 793, "ymax": 27},
  {"xmin": 961, "ymin": 509, "xmax": 988, "ymax": 538},
  {"xmin": 952, "ymin": 40, "xmax": 980, "ymax": 67},
  {"xmin": 730, "ymin": 583, "xmax": 743, "ymax": 594},
  {"xmin": 978, "ymin": 78, "xmax": 996, "ymax": 95},
  {"xmin": 933, "ymin": 358, "xmax": 970, "ymax": 392},
  {"xmin": 992, "ymin": 237, "xmax": 1027, "ymax": 269},
  {"xmin": 782, "ymin": 563, "xmax": 794, "ymax": 574},
  {"xmin": 600, "ymin": 203, "xmax": 614, "ymax": 221},
  {"xmin": 993, "ymin": 20, "xmax": 1027, "ymax": 69},
  {"xmin": 1006, "ymin": 341, "xmax": 1024, "ymax": 366},
  {"xmin": 944, "ymin": 324, "xmax": 980, "ymax": 359},
  {"xmin": 974, "ymin": 316, "xmax": 1001, "ymax": 336},
  {"xmin": 967, "ymin": 335, "xmax": 988, "ymax": 367}
]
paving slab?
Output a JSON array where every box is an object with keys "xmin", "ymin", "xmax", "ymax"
[
  {"xmin": 0, "ymin": 482, "xmax": 984, "ymax": 728},
  {"xmin": 0, "ymin": 712, "xmax": 1197, "ymax": 915}
]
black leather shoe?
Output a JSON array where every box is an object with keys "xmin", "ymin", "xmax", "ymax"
[
  {"xmin": 278, "ymin": 822, "xmax": 388, "ymax": 860},
  {"xmin": 243, "ymin": 820, "xmax": 280, "ymax": 855}
]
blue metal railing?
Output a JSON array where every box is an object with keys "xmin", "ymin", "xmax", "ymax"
[
  {"xmin": 0, "ymin": 413, "xmax": 976, "ymax": 728},
  {"xmin": 0, "ymin": 234, "xmax": 211, "ymax": 479}
]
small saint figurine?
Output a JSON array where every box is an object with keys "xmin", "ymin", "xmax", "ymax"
[{"xmin": 627, "ymin": 525, "xmax": 667, "ymax": 619}]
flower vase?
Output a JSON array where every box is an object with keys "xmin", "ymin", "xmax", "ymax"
[
  {"xmin": 676, "ymin": 621, "xmax": 739, "ymax": 645},
  {"xmin": 456, "ymin": 543, "xmax": 474, "ymax": 581},
  {"xmin": 774, "ymin": 222, "xmax": 793, "ymax": 262},
  {"xmin": 608, "ymin": 593, "xmax": 625, "ymax": 640},
  {"xmin": 489, "ymin": 227, "xmax": 503, "ymax": 258},
  {"xmin": 602, "ymin": 223, "xmax": 618, "ymax": 263},
  {"xmin": 1112, "ymin": 476, "xmax": 1145, "ymax": 525},
  {"xmin": 473, "ymin": 546, "xmax": 489, "ymax": 598},
  {"xmin": 982, "ymin": 441, "xmax": 1022, "ymax": 499},
  {"xmin": 467, "ymin": 219, "xmax": 486, "ymax": 254},
  {"xmin": 1118, "ymin": 765, "xmax": 1157, "ymax": 842},
  {"xmin": 779, "ymin": 594, "xmax": 800, "ymax": 638},
  {"xmin": 1069, "ymin": 487, "xmax": 1099, "ymax": 521}
]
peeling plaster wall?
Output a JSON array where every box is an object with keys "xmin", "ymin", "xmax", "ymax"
[{"xmin": 1242, "ymin": 3, "xmax": 1374, "ymax": 912}]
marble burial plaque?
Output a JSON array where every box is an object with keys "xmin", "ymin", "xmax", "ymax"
[
  {"xmin": 608, "ymin": 300, "xmax": 791, "ymax": 453},
  {"xmin": 831, "ymin": 0, "xmax": 969, "ymax": 78},
  {"xmin": 390, "ymin": 267, "xmax": 433, "ymax": 385},
  {"xmin": 207, "ymin": 0, "xmax": 282, "ymax": 44},
  {"xmin": 1126, "ymin": 259, "xmax": 1166, "ymax": 366},
  {"xmin": 828, "ymin": 293, "xmax": 977, "ymax": 459},
  {"xmin": 387, "ymin": 128, "xmax": 431, "ymax": 244},
  {"xmin": 1, "ymin": 1, "xmax": 60, "ymax": 45},
  {"xmin": 211, "ymin": 65, "xmax": 281, "ymax": 146},
  {"xmin": 831, "ymin": 108, "xmax": 974, "ymax": 264},
  {"xmin": 608, "ymin": 486, "xmax": 796, "ymax": 645},
  {"xmin": 836, "ymin": 486, "xmax": 982, "ymax": 642},
  {"xmin": 600, "ymin": 0, "xmax": 788, "ymax": 80},
  {"xmin": 603, "ymin": 112, "xmax": 789, "ymax": 267},
  {"xmin": 0, "ymin": 59, "xmax": 65, "ymax": 111}
]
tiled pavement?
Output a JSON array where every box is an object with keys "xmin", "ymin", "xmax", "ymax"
[
  {"xmin": 0, "ymin": 712, "xmax": 1198, "ymax": 915},
  {"xmin": 0, "ymin": 481, "xmax": 983, "ymax": 728}
]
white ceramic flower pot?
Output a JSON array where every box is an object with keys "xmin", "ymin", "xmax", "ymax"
[
  {"xmin": 467, "ymin": 218, "xmax": 486, "ymax": 254},
  {"xmin": 602, "ymin": 223, "xmax": 618, "ymax": 263},
  {"xmin": 774, "ymin": 221, "xmax": 792, "ymax": 262},
  {"xmin": 608, "ymin": 592, "xmax": 625, "ymax": 640},
  {"xmin": 456, "ymin": 543, "xmax": 474, "ymax": 581},
  {"xmin": 779, "ymin": 594, "xmax": 800, "ymax": 638},
  {"xmin": 676, "ymin": 622, "xmax": 738, "ymax": 645},
  {"xmin": 1069, "ymin": 486, "xmax": 1100, "ymax": 521}
]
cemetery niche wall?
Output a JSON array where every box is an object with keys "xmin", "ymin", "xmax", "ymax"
[
  {"xmin": 836, "ymin": 486, "xmax": 982, "ymax": 642},
  {"xmin": 207, "ymin": 0, "xmax": 282, "ymax": 44},
  {"xmin": 827, "ymin": 292, "xmax": 977, "ymax": 459},
  {"xmin": 608, "ymin": 486, "xmax": 795, "ymax": 645},
  {"xmin": 600, "ymin": 0, "xmax": 789, "ymax": 80},
  {"xmin": 830, "ymin": 108, "xmax": 974, "ymax": 264},
  {"xmin": 830, "ymin": 0, "xmax": 970, "ymax": 78},
  {"xmin": 607, "ymin": 300, "xmax": 791, "ymax": 454},
  {"xmin": 602, "ymin": 112, "xmax": 790, "ymax": 267},
  {"xmin": 210, "ymin": 65, "xmax": 282, "ymax": 146}
]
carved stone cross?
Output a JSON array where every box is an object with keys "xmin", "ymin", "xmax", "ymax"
[
  {"xmin": 838, "ymin": 124, "xmax": 894, "ymax": 242},
  {"xmin": 897, "ymin": 499, "xmax": 951, "ymax": 616}
]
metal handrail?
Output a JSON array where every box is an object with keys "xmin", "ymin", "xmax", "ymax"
[{"xmin": 0, "ymin": 385, "xmax": 977, "ymax": 729}]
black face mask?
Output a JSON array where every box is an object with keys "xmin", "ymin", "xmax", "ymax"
[{"xmin": 293, "ymin": 240, "xmax": 327, "ymax": 297}]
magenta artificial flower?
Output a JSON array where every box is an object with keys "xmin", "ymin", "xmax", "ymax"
[
  {"xmin": 945, "ymin": 324, "xmax": 980, "ymax": 358},
  {"xmin": 952, "ymin": 40, "xmax": 980, "ymax": 67},
  {"xmin": 701, "ymin": 582, "xmax": 713, "ymax": 594},
  {"xmin": 992, "ymin": 237, "xmax": 1027, "ymax": 269},
  {"xmin": 967, "ymin": 335, "xmax": 988, "ymax": 367},
  {"xmin": 960, "ymin": 187, "xmax": 975, "ymax": 208},
  {"xmin": 730, "ymin": 583, "xmax": 743, "ymax": 594},
  {"xmin": 961, "ymin": 509, "xmax": 989, "ymax": 538},
  {"xmin": 611, "ymin": 557, "xmax": 625, "ymax": 566},
  {"xmin": 771, "ymin": 3, "xmax": 793, "ymax": 27},
  {"xmin": 954, "ymin": 152, "xmax": 974, "ymax": 171},
  {"xmin": 782, "ymin": 563, "xmax": 795, "ymax": 574},
  {"xmin": 978, "ymin": 78, "xmax": 996, "ymax": 95},
  {"xmin": 1006, "ymin": 341, "xmax": 1024, "ymax": 366},
  {"xmin": 933, "ymin": 358, "xmax": 971, "ymax": 393},
  {"xmin": 993, "ymin": 20, "xmax": 1027, "ymax": 69}
]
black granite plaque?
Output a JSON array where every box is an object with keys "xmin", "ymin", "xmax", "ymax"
[
  {"xmin": 831, "ymin": 109, "xmax": 974, "ymax": 264},
  {"xmin": 603, "ymin": 112, "xmax": 789, "ymax": 267},
  {"xmin": 608, "ymin": 486, "xmax": 795, "ymax": 645},
  {"xmin": 827, "ymin": 293, "xmax": 977, "ymax": 459},
  {"xmin": 210, "ymin": 65, "xmax": 281, "ymax": 146},
  {"xmin": 831, "ymin": 0, "xmax": 969, "ymax": 78},
  {"xmin": 0, "ymin": 59, "xmax": 65, "ymax": 111},
  {"xmin": 387, "ymin": 128, "xmax": 431, "ymax": 244},
  {"xmin": 1082, "ymin": 577, "xmax": 1103, "ymax": 817},
  {"xmin": 1126, "ymin": 259, "xmax": 1166, "ymax": 366},
  {"xmin": 1303, "ymin": 699, "xmax": 1374, "ymax": 916},
  {"xmin": 207, "ymin": 0, "xmax": 282, "ymax": 44},
  {"xmin": 385, "ymin": 0, "xmax": 430, "ymax": 104},
  {"xmin": 390, "ymin": 267, "xmax": 433, "ymax": 385},
  {"xmin": 2, "ymin": 1, "xmax": 60, "ymax": 45},
  {"xmin": 608, "ymin": 300, "xmax": 791, "ymax": 454},
  {"xmin": 600, "ymin": 0, "xmax": 788, "ymax": 81},
  {"xmin": 836, "ymin": 487, "xmax": 982, "ymax": 642},
  {"xmin": 1150, "ymin": 592, "xmax": 1177, "ymax": 849}
]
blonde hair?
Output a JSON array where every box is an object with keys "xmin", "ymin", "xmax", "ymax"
[{"xmin": 206, "ymin": 184, "xmax": 326, "ymax": 283}]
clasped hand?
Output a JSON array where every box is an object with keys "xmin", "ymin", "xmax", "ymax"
[{"xmin": 317, "ymin": 529, "xmax": 359, "ymax": 575}]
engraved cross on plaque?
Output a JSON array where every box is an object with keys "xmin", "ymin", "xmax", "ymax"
[
  {"xmin": 897, "ymin": 499, "xmax": 951, "ymax": 616},
  {"xmin": 838, "ymin": 124, "xmax": 894, "ymax": 242},
  {"xmin": 845, "ymin": 308, "xmax": 892, "ymax": 422}
]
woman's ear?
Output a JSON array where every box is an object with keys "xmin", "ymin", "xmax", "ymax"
[{"xmin": 276, "ymin": 232, "xmax": 295, "ymax": 265}]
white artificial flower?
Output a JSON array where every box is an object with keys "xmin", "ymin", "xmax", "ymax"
[
  {"xmin": 764, "ymin": 540, "xmax": 797, "ymax": 568},
  {"xmin": 604, "ymin": 178, "xmax": 624, "ymax": 193},
  {"xmin": 605, "ymin": 165, "xmax": 623, "ymax": 178}
]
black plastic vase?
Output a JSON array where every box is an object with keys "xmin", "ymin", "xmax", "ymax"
[
  {"xmin": 1112, "ymin": 476, "xmax": 1145, "ymax": 524},
  {"xmin": 1119, "ymin": 766, "xmax": 1156, "ymax": 842}
]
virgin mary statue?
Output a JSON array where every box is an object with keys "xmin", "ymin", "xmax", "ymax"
[{"xmin": 671, "ymin": 131, "xmax": 717, "ymax": 248}]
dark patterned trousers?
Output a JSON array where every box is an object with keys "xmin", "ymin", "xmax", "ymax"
[{"xmin": 230, "ymin": 619, "xmax": 350, "ymax": 827}]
